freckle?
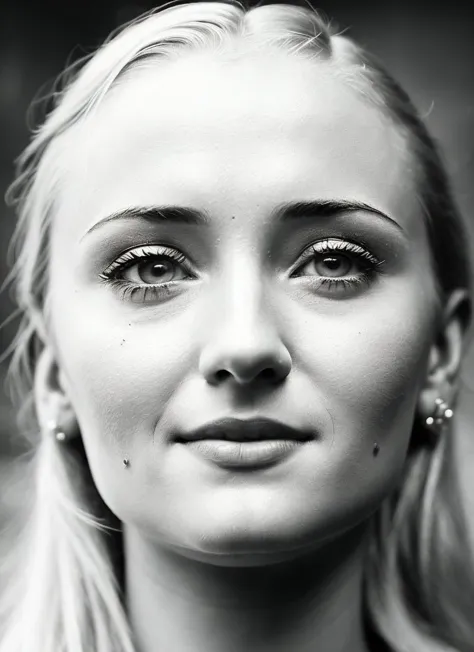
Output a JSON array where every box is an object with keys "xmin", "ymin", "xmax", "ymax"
[{"xmin": 231, "ymin": 216, "xmax": 235, "ymax": 219}]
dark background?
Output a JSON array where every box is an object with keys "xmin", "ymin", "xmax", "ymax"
[{"xmin": 1, "ymin": 0, "xmax": 473, "ymax": 531}]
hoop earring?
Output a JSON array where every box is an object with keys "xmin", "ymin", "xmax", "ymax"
[{"xmin": 425, "ymin": 397, "xmax": 454, "ymax": 431}]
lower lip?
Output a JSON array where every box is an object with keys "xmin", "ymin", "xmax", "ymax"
[{"xmin": 179, "ymin": 439, "xmax": 309, "ymax": 468}]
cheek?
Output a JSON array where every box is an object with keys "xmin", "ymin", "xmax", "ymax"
[
  {"xmin": 51, "ymin": 286, "xmax": 198, "ymax": 489},
  {"xmin": 294, "ymin": 290, "xmax": 434, "ymax": 464},
  {"xmin": 265, "ymin": 293, "xmax": 437, "ymax": 539}
]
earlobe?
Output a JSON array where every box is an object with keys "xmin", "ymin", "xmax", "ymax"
[
  {"xmin": 418, "ymin": 288, "xmax": 471, "ymax": 417},
  {"xmin": 34, "ymin": 346, "xmax": 77, "ymax": 436}
]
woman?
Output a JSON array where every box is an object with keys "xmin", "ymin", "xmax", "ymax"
[{"xmin": 1, "ymin": 1, "xmax": 473, "ymax": 650}]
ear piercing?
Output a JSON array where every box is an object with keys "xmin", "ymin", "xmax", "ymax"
[
  {"xmin": 49, "ymin": 419, "xmax": 131, "ymax": 468},
  {"xmin": 47, "ymin": 420, "xmax": 67, "ymax": 442},
  {"xmin": 372, "ymin": 396, "xmax": 453, "ymax": 457},
  {"xmin": 425, "ymin": 397, "xmax": 454, "ymax": 430}
]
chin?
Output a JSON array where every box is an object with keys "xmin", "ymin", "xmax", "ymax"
[
  {"xmin": 171, "ymin": 540, "xmax": 319, "ymax": 567},
  {"xmin": 166, "ymin": 518, "xmax": 345, "ymax": 567}
]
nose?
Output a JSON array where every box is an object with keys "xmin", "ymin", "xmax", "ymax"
[{"xmin": 198, "ymin": 278, "xmax": 292, "ymax": 387}]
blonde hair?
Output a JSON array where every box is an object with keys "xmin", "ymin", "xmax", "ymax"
[{"xmin": 2, "ymin": 2, "xmax": 474, "ymax": 651}]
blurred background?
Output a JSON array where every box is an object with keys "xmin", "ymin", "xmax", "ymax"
[{"xmin": 1, "ymin": 0, "xmax": 473, "ymax": 538}]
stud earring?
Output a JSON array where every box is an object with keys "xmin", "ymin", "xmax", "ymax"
[
  {"xmin": 425, "ymin": 397, "xmax": 454, "ymax": 430},
  {"xmin": 47, "ymin": 419, "xmax": 67, "ymax": 442}
]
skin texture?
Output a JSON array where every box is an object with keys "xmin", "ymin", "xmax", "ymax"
[{"xmin": 33, "ymin": 49, "xmax": 466, "ymax": 652}]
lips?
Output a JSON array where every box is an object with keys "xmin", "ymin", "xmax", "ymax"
[{"xmin": 172, "ymin": 417, "xmax": 314, "ymax": 443}]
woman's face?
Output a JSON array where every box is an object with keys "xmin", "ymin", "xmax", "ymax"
[{"xmin": 46, "ymin": 49, "xmax": 438, "ymax": 563}]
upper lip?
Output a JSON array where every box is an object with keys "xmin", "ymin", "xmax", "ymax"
[{"xmin": 173, "ymin": 418, "xmax": 315, "ymax": 443}]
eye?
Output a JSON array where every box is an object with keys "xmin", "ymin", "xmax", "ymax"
[
  {"xmin": 290, "ymin": 238, "xmax": 383, "ymax": 293},
  {"xmin": 300, "ymin": 253, "xmax": 353, "ymax": 278},
  {"xmin": 100, "ymin": 245, "xmax": 194, "ymax": 283},
  {"xmin": 121, "ymin": 255, "xmax": 188, "ymax": 284},
  {"xmin": 99, "ymin": 244, "xmax": 197, "ymax": 303}
]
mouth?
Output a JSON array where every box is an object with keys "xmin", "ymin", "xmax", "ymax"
[
  {"xmin": 172, "ymin": 417, "xmax": 314, "ymax": 444},
  {"xmin": 171, "ymin": 418, "xmax": 315, "ymax": 469}
]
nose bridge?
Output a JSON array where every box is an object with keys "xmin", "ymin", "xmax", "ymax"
[
  {"xmin": 198, "ymin": 254, "xmax": 292, "ymax": 385},
  {"xmin": 221, "ymin": 252, "xmax": 265, "ymax": 328}
]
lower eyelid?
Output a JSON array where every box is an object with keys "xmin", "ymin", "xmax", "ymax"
[{"xmin": 105, "ymin": 279, "xmax": 184, "ymax": 302}]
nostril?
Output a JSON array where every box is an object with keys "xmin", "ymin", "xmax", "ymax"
[
  {"xmin": 213, "ymin": 367, "xmax": 280, "ymax": 384},
  {"xmin": 227, "ymin": 367, "xmax": 277, "ymax": 382}
]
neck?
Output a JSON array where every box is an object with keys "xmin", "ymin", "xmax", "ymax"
[{"xmin": 124, "ymin": 523, "xmax": 372, "ymax": 652}]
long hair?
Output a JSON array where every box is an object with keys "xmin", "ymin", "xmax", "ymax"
[{"xmin": 1, "ymin": 2, "xmax": 474, "ymax": 651}]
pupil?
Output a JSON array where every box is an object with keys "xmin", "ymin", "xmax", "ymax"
[
  {"xmin": 314, "ymin": 254, "xmax": 351, "ymax": 278},
  {"xmin": 138, "ymin": 259, "xmax": 174, "ymax": 284},
  {"xmin": 324, "ymin": 257, "xmax": 341, "ymax": 270},
  {"xmin": 151, "ymin": 263, "xmax": 168, "ymax": 277}
]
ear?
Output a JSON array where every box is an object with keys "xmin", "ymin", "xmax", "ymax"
[
  {"xmin": 34, "ymin": 345, "xmax": 79, "ymax": 438},
  {"xmin": 418, "ymin": 288, "xmax": 472, "ymax": 418}
]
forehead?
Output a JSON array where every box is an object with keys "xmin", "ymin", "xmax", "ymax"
[{"xmin": 56, "ymin": 49, "xmax": 418, "ymax": 233}]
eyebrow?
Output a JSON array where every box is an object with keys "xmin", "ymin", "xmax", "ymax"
[{"xmin": 81, "ymin": 199, "xmax": 404, "ymax": 240}]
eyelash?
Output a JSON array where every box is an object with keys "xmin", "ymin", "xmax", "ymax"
[
  {"xmin": 98, "ymin": 239, "xmax": 384, "ymax": 303},
  {"xmin": 290, "ymin": 238, "xmax": 384, "ymax": 292},
  {"xmin": 98, "ymin": 245, "xmax": 196, "ymax": 303}
]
